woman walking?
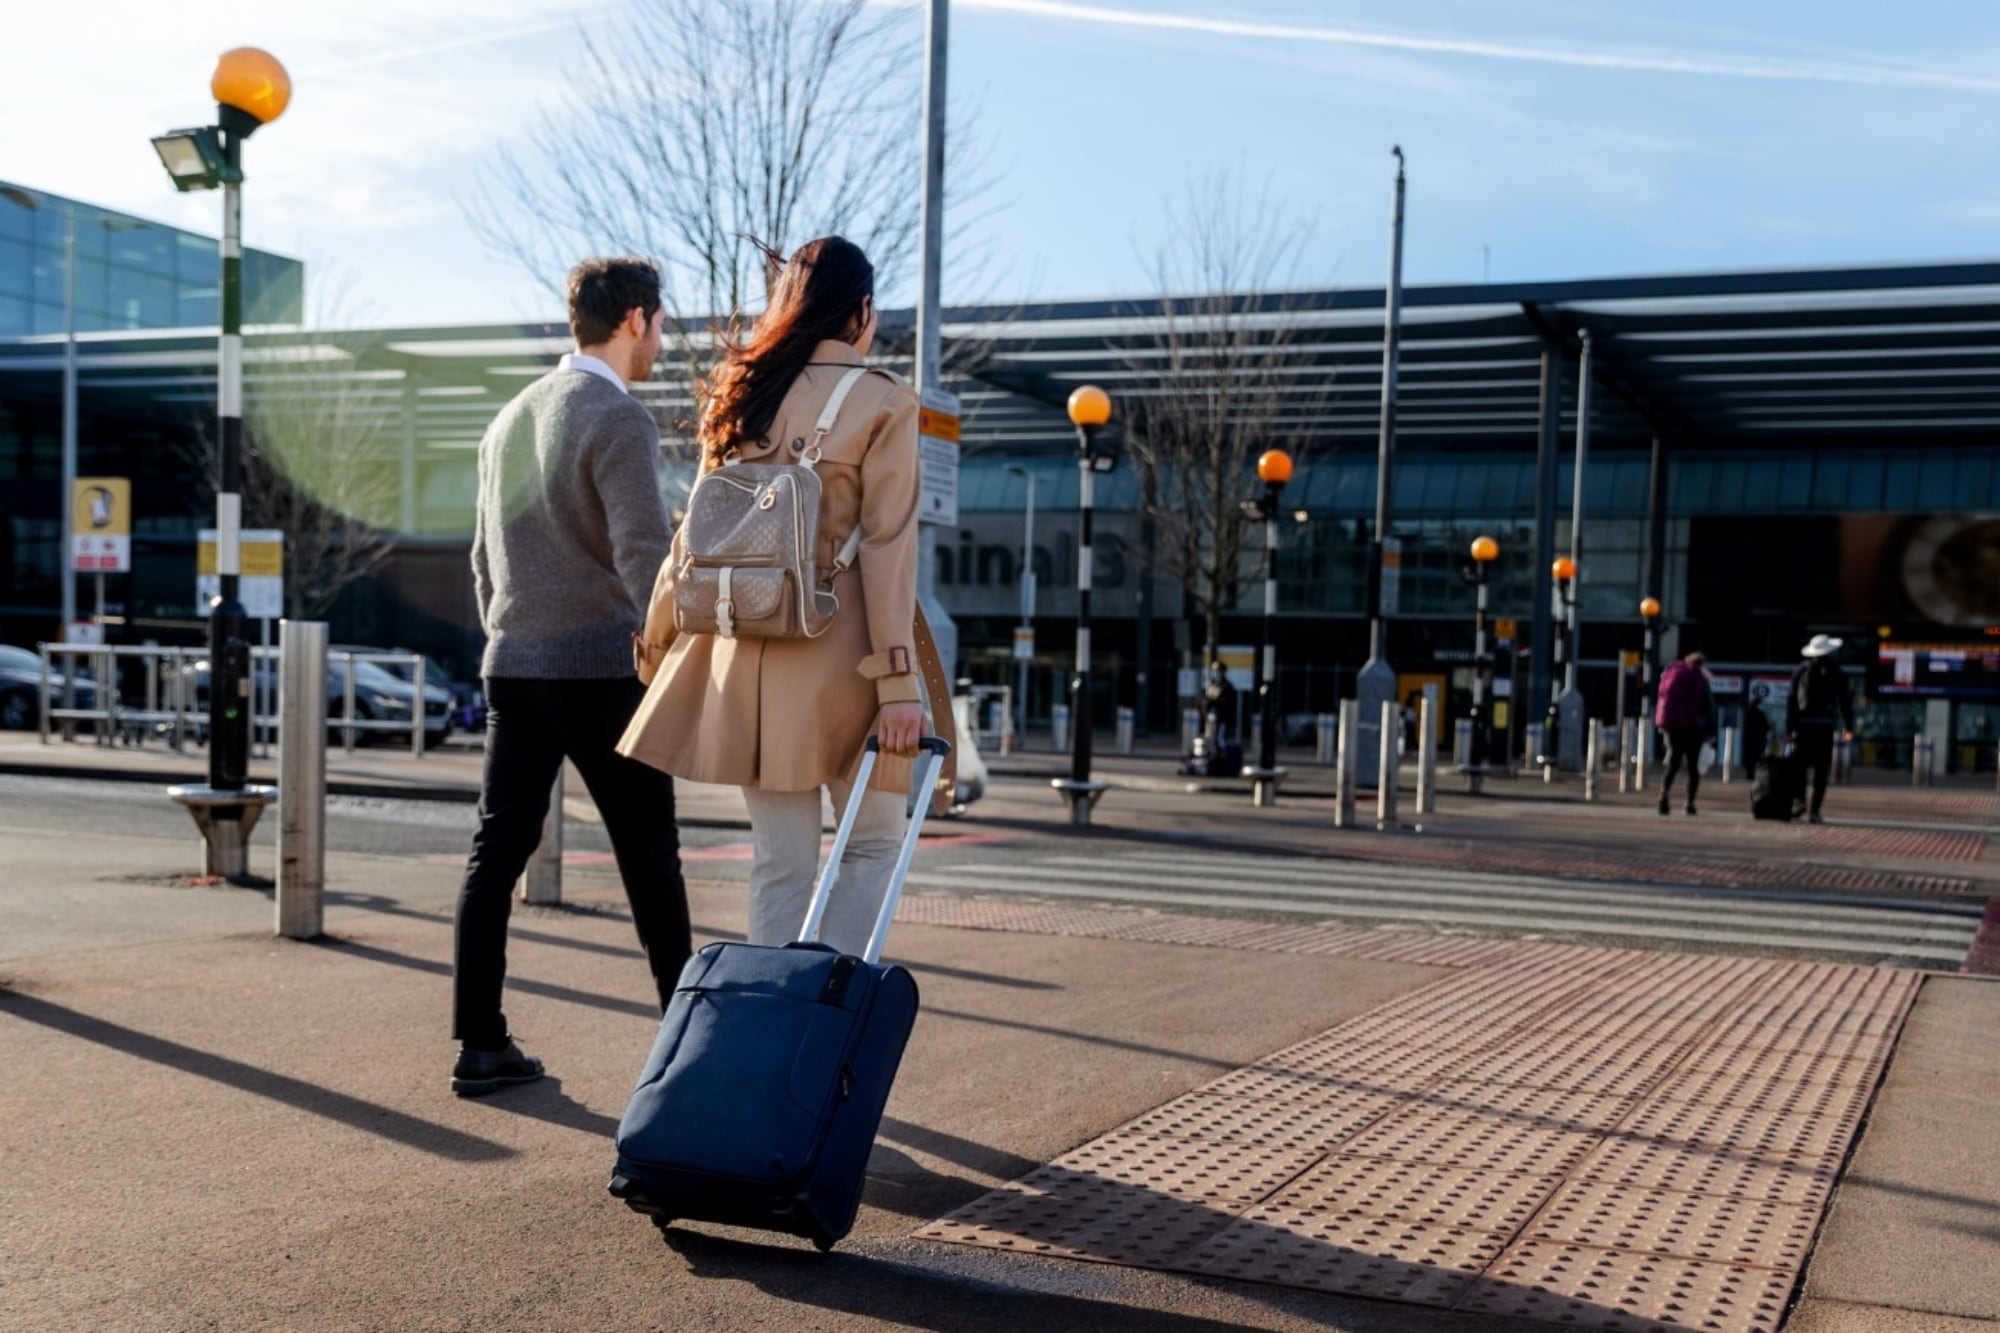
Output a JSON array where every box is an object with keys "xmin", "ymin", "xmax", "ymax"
[
  {"xmin": 1655, "ymin": 651, "xmax": 1716, "ymax": 816},
  {"xmin": 618, "ymin": 236, "xmax": 930, "ymax": 955}
]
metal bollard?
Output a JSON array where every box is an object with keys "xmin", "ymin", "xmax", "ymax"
[
  {"xmin": 518, "ymin": 768, "xmax": 564, "ymax": 904},
  {"xmin": 1836, "ymin": 734, "xmax": 1853, "ymax": 786},
  {"xmin": 341, "ymin": 653, "xmax": 358, "ymax": 754},
  {"xmin": 1181, "ymin": 708, "xmax": 1201, "ymax": 757},
  {"xmin": 1583, "ymin": 717, "xmax": 1601, "ymax": 802},
  {"xmin": 277, "ymin": 621, "xmax": 328, "ymax": 940},
  {"xmin": 1416, "ymin": 694, "xmax": 1438, "ymax": 815},
  {"xmin": 1452, "ymin": 718, "xmax": 1472, "ymax": 770},
  {"xmin": 1333, "ymin": 699, "xmax": 1358, "ymax": 829},
  {"xmin": 1617, "ymin": 719, "xmax": 1631, "ymax": 793},
  {"xmin": 1115, "ymin": 705, "xmax": 1134, "ymax": 755},
  {"xmin": 1317, "ymin": 713, "xmax": 1337, "ymax": 765},
  {"xmin": 411, "ymin": 656, "xmax": 428, "ymax": 758},
  {"xmin": 1634, "ymin": 721, "xmax": 1652, "ymax": 793},
  {"xmin": 1051, "ymin": 704, "xmax": 1070, "ymax": 753},
  {"xmin": 1526, "ymin": 723, "xmax": 1546, "ymax": 780},
  {"xmin": 1912, "ymin": 734, "xmax": 1934, "ymax": 788},
  {"xmin": 1250, "ymin": 714, "xmax": 1263, "ymax": 762},
  {"xmin": 1377, "ymin": 700, "xmax": 1400, "ymax": 830},
  {"xmin": 1720, "ymin": 725, "xmax": 1737, "ymax": 785}
]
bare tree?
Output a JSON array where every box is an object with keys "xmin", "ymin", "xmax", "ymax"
[
  {"xmin": 1123, "ymin": 172, "xmax": 1328, "ymax": 663},
  {"xmin": 181, "ymin": 285, "xmax": 402, "ymax": 622},
  {"xmin": 239, "ymin": 333, "xmax": 401, "ymax": 619},
  {"xmin": 469, "ymin": 0, "xmax": 935, "ymax": 384}
]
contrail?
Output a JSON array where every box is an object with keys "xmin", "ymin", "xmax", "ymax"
[
  {"xmin": 957, "ymin": 0, "xmax": 2000, "ymax": 94},
  {"xmin": 304, "ymin": 7, "xmax": 607, "ymax": 78}
]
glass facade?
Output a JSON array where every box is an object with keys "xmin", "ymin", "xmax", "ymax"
[{"xmin": 0, "ymin": 182, "xmax": 302, "ymax": 336}]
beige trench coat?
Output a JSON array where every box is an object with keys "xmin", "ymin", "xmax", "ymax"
[{"xmin": 616, "ymin": 340, "xmax": 924, "ymax": 794}]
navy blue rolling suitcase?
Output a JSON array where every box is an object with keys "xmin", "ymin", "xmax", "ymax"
[{"xmin": 608, "ymin": 737, "xmax": 950, "ymax": 1251}]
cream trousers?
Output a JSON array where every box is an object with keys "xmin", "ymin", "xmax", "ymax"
[{"xmin": 739, "ymin": 778, "xmax": 906, "ymax": 956}]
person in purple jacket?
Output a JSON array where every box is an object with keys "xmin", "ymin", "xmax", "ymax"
[{"xmin": 1655, "ymin": 651, "xmax": 1716, "ymax": 816}]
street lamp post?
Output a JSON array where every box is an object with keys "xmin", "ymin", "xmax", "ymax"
[
  {"xmin": 1005, "ymin": 463, "xmax": 1038, "ymax": 743},
  {"xmin": 1242, "ymin": 449, "xmax": 1294, "ymax": 807},
  {"xmin": 1638, "ymin": 595, "xmax": 1662, "ymax": 789},
  {"xmin": 152, "ymin": 47, "xmax": 290, "ymax": 794},
  {"xmin": 1549, "ymin": 555, "xmax": 1579, "ymax": 776},
  {"xmin": 1355, "ymin": 147, "xmax": 1408, "ymax": 788},
  {"xmin": 1052, "ymin": 385, "xmax": 1114, "ymax": 827},
  {"xmin": 1464, "ymin": 535, "xmax": 1499, "ymax": 790}
]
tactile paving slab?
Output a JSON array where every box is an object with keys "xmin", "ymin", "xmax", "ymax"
[
  {"xmin": 919, "ymin": 933, "xmax": 1918, "ymax": 1332},
  {"xmin": 1459, "ymin": 1239, "xmax": 1796, "ymax": 1332}
]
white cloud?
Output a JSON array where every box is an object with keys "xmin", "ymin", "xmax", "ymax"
[{"xmin": 0, "ymin": 2, "xmax": 593, "ymax": 265}]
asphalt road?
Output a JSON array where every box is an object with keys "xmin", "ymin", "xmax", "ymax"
[{"xmin": 0, "ymin": 774, "xmax": 1979, "ymax": 971}]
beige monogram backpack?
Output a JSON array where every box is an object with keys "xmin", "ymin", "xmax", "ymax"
[{"xmin": 673, "ymin": 367, "xmax": 869, "ymax": 640}]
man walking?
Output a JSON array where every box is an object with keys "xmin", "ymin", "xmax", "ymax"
[
  {"xmin": 451, "ymin": 257, "xmax": 691, "ymax": 1096},
  {"xmin": 1655, "ymin": 651, "xmax": 1716, "ymax": 816},
  {"xmin": 1788, "ymin": 634, "xmax": 1855, "ymax": 826}
]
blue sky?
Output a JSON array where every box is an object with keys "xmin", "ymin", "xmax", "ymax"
[{"xmin": 6, "ymin": 0, "xmax": 1998, "ymax": 326}]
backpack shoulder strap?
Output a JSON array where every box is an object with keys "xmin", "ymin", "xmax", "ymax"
[{"xmin": 810, "ymin": 367, "xmax": 871, "ymax": 444}]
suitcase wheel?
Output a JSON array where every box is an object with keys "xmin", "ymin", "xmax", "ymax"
[{"xmin": 811, "ymin": 1231, "xmax": 838, "ymax": 1254}]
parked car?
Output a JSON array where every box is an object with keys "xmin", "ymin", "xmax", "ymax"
[
  {"xmin": 331, "ymin": 646, "xmax": 485, "ymax": 735},
  {"xmin": 0, "ymin": 644, "xmax": 99, "ymax": 730},
  {"xmin": 176, "ymin": 650, "xmax": 455, "ymax": 747}
]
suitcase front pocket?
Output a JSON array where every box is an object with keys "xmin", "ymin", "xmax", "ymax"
[{"xmin": 620, "ymin": 992, "xmax": 858, "ymax": 1185}]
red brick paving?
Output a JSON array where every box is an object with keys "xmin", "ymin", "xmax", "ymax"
[{"xmin": 1962, "ymin": 898, "xmax": 2000, "ymax": 976}]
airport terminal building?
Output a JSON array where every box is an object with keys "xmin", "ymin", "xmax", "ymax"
[{"xmin": 1, "ymin": 190, "xmax": 1995, "ymax": 770}]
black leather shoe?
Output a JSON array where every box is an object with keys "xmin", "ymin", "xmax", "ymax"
[{"xmin": 451, "ymin": 1039, "xmax": 545, "ymax": 1096}]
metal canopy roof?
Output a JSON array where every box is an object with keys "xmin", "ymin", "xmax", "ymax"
[{"xmin": 5, "ymin": 258, "xmax": 2000, "ymax": 458}]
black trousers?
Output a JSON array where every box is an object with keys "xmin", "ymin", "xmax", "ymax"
[
  {"xmin": 1659, "ymin": 725, "xmax": 1708, "ymax": 805},
  {"xmin": 453, "ymin": 676, "xmax": 691, "ymax": 1049},
  {"xmin": 1795, "ymin": 724, "xmax": 1836, "ymax": 816}
]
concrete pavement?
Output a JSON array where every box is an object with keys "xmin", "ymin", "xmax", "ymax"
[{"xmin": 2, "ymin": 781, "xmax": 1996, "ymax": 1331}]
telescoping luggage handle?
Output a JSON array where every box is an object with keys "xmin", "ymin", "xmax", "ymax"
[{"xmin": 796, "ymin": 736, "xmax": 952, "ymax": 966}]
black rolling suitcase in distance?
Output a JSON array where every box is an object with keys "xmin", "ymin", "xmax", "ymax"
[
  {"xmin": 608, "ymin": 737, "xmax": 950, "ymax": 1251},
  {"xmin": 1751, "ymin": 751, "xmax": 1803, "ymax": 821}
]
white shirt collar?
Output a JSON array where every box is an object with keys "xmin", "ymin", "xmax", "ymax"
[{"xmin": 557, "ymin": 352, "xmax": 629, "ymax": 394}]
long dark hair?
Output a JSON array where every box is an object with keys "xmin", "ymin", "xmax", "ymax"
[{"xmin": 699, "ymin": 236, "xmax": 875, "ymax": 465}]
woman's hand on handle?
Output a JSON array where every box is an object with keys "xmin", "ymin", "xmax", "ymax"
[{"xmin": 876, "ymin": 701, "xmax": 925, "ymax": 757}]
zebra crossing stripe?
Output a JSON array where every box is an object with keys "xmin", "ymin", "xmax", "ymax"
[
  {"xmin": 1031, "ymin": 853, "xmax": 1982, "ymax": 936},
  {"xmin": 903, "ymin": 863, "xmax": 1975, "ymax": 965}
]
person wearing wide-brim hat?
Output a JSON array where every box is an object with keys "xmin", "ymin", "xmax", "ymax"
[{"xmin": 1787, "ymin": 634, "xmax": 1855, "ymax": 824}]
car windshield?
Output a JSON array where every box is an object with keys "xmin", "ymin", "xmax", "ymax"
[{"xmin": 336, "ymin": 660, "xmax": 405, "ymax": 690}]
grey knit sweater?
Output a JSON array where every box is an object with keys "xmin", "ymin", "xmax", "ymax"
[{"xmin": 472, "ymin": 368, "xmax": 671, "ymax": 679}]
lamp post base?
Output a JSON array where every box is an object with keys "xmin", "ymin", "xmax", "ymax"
[
  {"xmin": 1050, "ymin": 778, "xmax": 1109, "ymax": 828},
  {"xmin": 1245, "ymin": 766, "xmax": 1288, "ymax": 808},
  {"xmin": 167, "ymin": 782, "xmax": 278, "ymax": 883}
]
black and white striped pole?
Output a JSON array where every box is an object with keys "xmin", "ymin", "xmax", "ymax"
[
  {"xmin": 151, "ymin": 49, "xmax": 290, "ymax": 791},
  {"xmin": 1054, "ymin": 385, "xmax": 1113, "ymax": 827},
  {"xmin": 1244, "ymin": 449, "xmax": 1294, "ymax": 807}
]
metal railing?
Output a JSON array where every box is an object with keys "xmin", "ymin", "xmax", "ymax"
[{"xmin": 34, "ymin": 643, "xmax": 443, "ymax": 758}]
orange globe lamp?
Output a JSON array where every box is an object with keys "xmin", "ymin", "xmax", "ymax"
[
  {"xmin": 1256, "ymin": 449, "xmax": 1293, "ymax": 486},
  {"xmin": 212, "ymin": 48, "xmax": 292, "ymax": 126},
  {"xmin": 1469, "ymin": 535, "xmax": 1498, "ymax": 564},
  {"xmin": 1640, "ymin": 597, "xmax": 1661, "ymax": 619},
  {"xmin": 1067, "ymin": 385, "xmax": 1111, "ymax": 429},
  {"xmin": 1552, "ymin": 556, "xmax": 1577, "ymax": 582}
]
